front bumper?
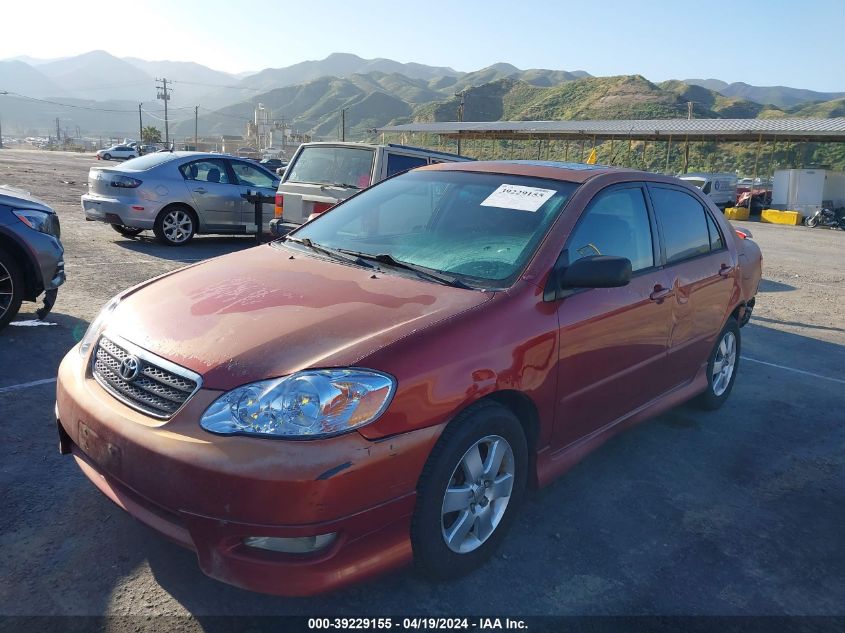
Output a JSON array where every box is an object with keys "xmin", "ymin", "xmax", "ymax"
[
  {"xmin": 81, "ymin": 194, "xmax": 157, "ymax": 229},
  {"xmin": 56, "ymin": 347, "xmax": 443, "ymax": 595}
]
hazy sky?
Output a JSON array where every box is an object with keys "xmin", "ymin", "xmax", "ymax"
[{"xmin": 2, "ymin": 0, "xmax": 842, "ymax": 90}]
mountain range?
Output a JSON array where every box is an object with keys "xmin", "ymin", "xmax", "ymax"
[{"xmin": 0, "ymin": 50, "xmax": 843, "ymax": 141}]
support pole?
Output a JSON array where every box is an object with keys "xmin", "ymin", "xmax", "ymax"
[
  {"xmin": 579, "ymin": 138, "xmax": 585, "ymax": 163},
  {"xmin": 609, "ymin": 137, "xmax": 615, "ymax": 165},
  {"xmin": 627, "ymin": 138, "xmax": 632, "ymax": 167},
  {"xmin": 642, "ymin": 140, "xmax": 648, "ymax": 170},
  {"xmin": 665, "ymin": 135, "xmax": 672, "ymax": 173},
  {"xmin": 138, "ymin": 104, "xmax": 143, "ymax": 144},
  {"xmin": 564, "ymin": 140, "xmax": 570, "ymax": 162},
  {"xmin": 682, "ymin": 135, "xmax": 690, "ymax": 173}
]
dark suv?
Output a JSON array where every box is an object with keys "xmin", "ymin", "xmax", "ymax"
[{"xmin": 0, "ymin": 185, "xmax": 65, "ymax": 330}]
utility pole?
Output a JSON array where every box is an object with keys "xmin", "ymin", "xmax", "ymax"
[
  {"xmin": 156, "ymin": 78, "xmax": 171, "ymax": 144},
  {"xmin": 341, "ymin": 108, "xmax": 347, "ymax": 142},
  {"xmin": 55, "ymin": 117, "xmax": 61, "ymax": 142},
  {"xmin": 194, "ymin": 106, "xmax": 198, "ymax": 149},
  {"xmin": 138, "ymin": 103, "xmax": 143, "ymax": 143},
  {"xmin": 0, "ymin": 117, "xmax": 4, "ymax": 149},
  {"xmin": 455, "ymin": 90, "xmax": 466, "ymax": 155},
  {"xmin": 687, "ymin": 101, "xmax": 694, "ymax": 119}
]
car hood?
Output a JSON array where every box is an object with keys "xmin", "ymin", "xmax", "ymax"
[
  {"xmin": 108, "ymin": 244, "xmax": 493, "ymax": 390},
  {"xmin": 0, "ymin": 185, "xmax": 54, "ymax": 213}
]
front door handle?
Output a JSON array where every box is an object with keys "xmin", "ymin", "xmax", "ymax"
[
  {"xmin": 193, "ymin": 187, "xmax": 207, "ymax": 194},
  {"xmin": 719, "ymin": 264, "xmax": 734, "ymax": 278},
  {"xmin": 649, "ymin": 285, "xmax": 675, "ymax": 302}
]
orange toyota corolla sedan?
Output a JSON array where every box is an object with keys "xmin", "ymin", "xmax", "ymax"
[{"xmin": 56, "ymin": 161, "xmax": 762, "ymax": 595}]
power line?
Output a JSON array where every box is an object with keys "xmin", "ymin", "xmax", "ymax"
[
  {"xmin": 171, "ymin": 79, "xmax": 261, "ymax": 91},
  {"xmin": 0, "ymin": 90, "xmax": 139, "ymax": 113}
]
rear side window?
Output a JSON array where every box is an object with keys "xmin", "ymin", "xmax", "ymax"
[
  {"xmin": 386, "ymin": 153, "xmax": 428, "ymax": 177},
  {"xmin": 179, "ymin": 159, "xmax": 231, "ymax": 184},
  {"xmin": 566, "ymin": 187, "xmax": 655, "ymax": 272},
  {"xmin": 705, "ymin": 210, "xmax": 724, "ymax": 251},
  {"xmin": 650, "ymin": 187, "xmax": 711, "ymax": 264},
  {"xmin": 231, "ymin": 161, "xmax": 276, "ymax": 189}
]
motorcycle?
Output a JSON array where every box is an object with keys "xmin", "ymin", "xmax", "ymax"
[{"xmin": 803, "ymin": 207, "xmax": 845, "ymax": 230}]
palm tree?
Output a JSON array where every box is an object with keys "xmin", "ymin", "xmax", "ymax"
[{"xmin": 141, "ymin": 126, "xmax": 162, "ymax": 144}]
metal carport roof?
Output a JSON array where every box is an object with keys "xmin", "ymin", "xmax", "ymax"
[{"xmin": 378, "ymin": 119, "xmax": 845, "ymax": 143}]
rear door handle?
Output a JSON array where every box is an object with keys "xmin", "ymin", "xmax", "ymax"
[
  {"xmin": 719, "ymin": 264, "xmax": 734, "ymax": 278},
  {"xmin": 649, "ymin": 286, "xmax": 675, "ymax": 301},
  {"xmin": 193, "ymin": 187, "xmax": 207, "ymax": 194}
]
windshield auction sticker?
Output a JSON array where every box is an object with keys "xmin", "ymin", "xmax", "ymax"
[{"xmin": 480, "ymin": 184, "xmax": 556, "ymax": 212}]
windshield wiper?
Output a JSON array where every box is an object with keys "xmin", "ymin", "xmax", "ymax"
[
  {"xmin": 340, "ymin": 251, "xmax": 471, "ymax": 289},
  {"xmin": 320, "ymin": 183, "xmax": 361, "ymax": 190},
  {"xmin": 285, "ymin": 236, "xmax": 374, "ymax": 268}
]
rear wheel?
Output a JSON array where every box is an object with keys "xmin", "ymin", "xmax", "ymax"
[
  {"xmin": 153, "ymin": 206, "xmax": 196, "ymax": 246},
  {"xmin": 111, "ymin": 224, "xmax": 144, "ymax": 237},
  {"xmin": 694, "ymin": 318, "xmax": 740, "ymax": 410},
  {"xmin": 412, "ymin": 401, "xmax": 527, "ymax": 579},
  {"xmin": 0, "ymin": 248, "xmax": 24, "ymax": 331},
  {"xmin": 102, "ymin": 153, "xmax": 111, "ymax": 161}
]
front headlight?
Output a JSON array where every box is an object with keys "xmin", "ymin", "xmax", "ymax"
[
  {"xmin": 200, "ymin": 369, "xmax": 396, "ymax": 439},
  {"xmin": 13, "ymin": 209, "xmax": 58, "ymax": 236},
  {"xmin": 78, "ymin": 296, "xmax": 121, "ymax": 357}
]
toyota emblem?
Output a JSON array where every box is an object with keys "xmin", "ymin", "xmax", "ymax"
[{"xmin": 118, "ymin": 355, "xmax": 141, "ymax": 382}]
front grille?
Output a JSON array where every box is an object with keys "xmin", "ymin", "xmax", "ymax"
[{"xmin": 92, "ymin": 335, "xmax": 200, "ymax": 419}]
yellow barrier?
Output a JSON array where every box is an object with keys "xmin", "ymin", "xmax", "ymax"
[
  {"xmin": 761, "ymin": 209, "xmax": 803, "ymax": 225},
  {"xmin": 724, "ymin": 207, "xmax": 750, "ymax": 220}
]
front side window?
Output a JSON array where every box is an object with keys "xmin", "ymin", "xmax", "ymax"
[
  {"xmin": 566, "ymin": 186, "xmax": 654, "ymax": 272},
  {"xmin": 649, "ymin": 187, "xmax": 712, "ymax": 264},
  {"xmin": 285, "ymin": 146, "xmax": 374, "ymax": 188},
  {"xmin": 179, "ymin": 159, "xmax": 231, "ymax": 184},
  {"xmin": 290, "ymin": 171, "xmax": 578, "ymax": 289},
  {"xmin": 231, "ymin": 161, "xmax": 276, "ymax": 188}
]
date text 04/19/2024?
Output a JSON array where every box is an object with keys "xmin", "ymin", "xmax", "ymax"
[{"xmin": 307, "ymin": 618, "xmax": 528, "ymax": 630}]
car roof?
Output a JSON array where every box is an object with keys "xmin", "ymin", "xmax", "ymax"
[{"xmin": 422, "ymin": 159, "xmax": 639, "ymax": 183}]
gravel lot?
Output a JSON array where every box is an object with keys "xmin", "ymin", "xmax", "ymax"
[{"xmin": 1, "ymin": 148, "xmax": 843, "ymax": 618}]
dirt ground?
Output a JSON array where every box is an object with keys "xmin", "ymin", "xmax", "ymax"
[{"xmin": 0, "ymin": 148, "xmax": 843, "ymax": 619}]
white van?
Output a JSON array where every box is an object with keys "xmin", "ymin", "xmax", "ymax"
[
  {"xmin": 679, "ymin": 172, "xmax": 738, "ymax": 209},
  {"xmin": 269, "ymin": 142, "xmax": 472, "ymax": 235}
]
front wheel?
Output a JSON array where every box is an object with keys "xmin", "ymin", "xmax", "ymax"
[
  {"xmin": 102, "ymin": 153, "xmax": 111, "ymax": 161},
  {"xmin": 153, "ymin": 206, "xmax": 196, "ymax": 246},
  {"xmin": 111, "ymin": 224, "xmax": 144, "ymax": 237},
  {"xmin": 694, "ymin": 318, "xmax": 740, "ymax": 411},
  {"xmin": 804, "ymin": 214, "xmax": 819, "ymax": 227},
  {"xmin": 412, "ymin": 401, "xmax": 527, "ymax": 579},
  {"xmin": 0, "ymin": 247, "xmax": 24, "ymax": 331}
]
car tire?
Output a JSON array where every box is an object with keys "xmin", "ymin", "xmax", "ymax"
[
  {"xmin": 111, "ymin": 224, "xmax": 144, "ymax": 237},
  {"xmin": 694, "ymin": 317, "xmax": 740, "ymax": 411},
  {"xmin": 0, "ymin": 247, "xmax": 24, "ymax": 331},
  {"xmin": 102, "ymin": 153, "xmax": 111, "ymax": 161},
  {"xmin": 153, "ymin": 206, "xmax": 196, "ymax": 246},
  {"xmin": 411, "ymin": 401, "xmax": 527, "ymax": 580}
]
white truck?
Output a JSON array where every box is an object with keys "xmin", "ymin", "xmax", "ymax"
[
  {"xmin": 678, "ymin": 172, "xmax": 738, "ymax": 209},
  {"xmin": 269, "ymin": 142, "xmax": 472, "ymax": 235},
  {"xmin": 771, "ymin": 169, "xmax": 845, "ymax": 217}
]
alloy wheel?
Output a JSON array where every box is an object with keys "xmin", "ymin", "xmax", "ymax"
[
  {"xmin": 162, "ymin": 210, "xmax": 193, "ymax": 244},
  {"xmin": 712, "ymin": 331, "xmax": 737, "ymax": 396},
  {"xmin": 0, "ymin": 260, "xmax": 13, "ymax": 322},
  {"xmin": 441, "ymin": 435, "xmax": 515, "ymax": 554}
]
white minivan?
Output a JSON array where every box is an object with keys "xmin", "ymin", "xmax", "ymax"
[{"xmin": 269, "ymin": 142, "xmax": 471, "ymax": 235}]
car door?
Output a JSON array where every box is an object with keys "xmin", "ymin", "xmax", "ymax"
[
  {"xmin": 552, "ymin": 183, "xmax": 675, "ymax": 449},
  {"xmin": 646, "ymin": 184, "xmax": 737, "ymax": 386},
  {"xmin": 179, "ymin": 158, "xmax": 241, "ymax": 231},
  {"xmin": 228, "ymin": 160, "xmax": 280, "ymax": 232}
]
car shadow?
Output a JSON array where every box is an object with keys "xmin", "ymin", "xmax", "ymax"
[
  {"xmin": 112, "ymin": 234, "xmax": 259, "ymax": 263},
  {"xmin": 750, "ymin": 315, "xmax": 845, "ymax": 334},
  {"xmin": 757, "ymin": 279, "xmax": 796, "ymax": 293}
]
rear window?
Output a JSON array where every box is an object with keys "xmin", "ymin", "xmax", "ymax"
[
  {"xmin": 285, "ymin": 146, "xmax": 375, "ymax": 188},
  {"xmin": 120, "ymin": 153, "xmax": 179, "ymax": 171}
]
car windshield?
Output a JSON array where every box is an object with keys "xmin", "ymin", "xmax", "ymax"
[
  {"xmin": 120, "ymin": 153, "xmax": 178, "ymax": 171},
  {"xmin": 285, "ymin": 146, "xmax": 375, "ymax": 188},
  {"xmin": 286, "ymin": 170, "xmax": 578, "ymax": 289}
]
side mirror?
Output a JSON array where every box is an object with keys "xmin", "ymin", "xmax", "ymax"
[
  {"xmin": 543, "ymin": 254, "xmax": 633, "ymax": 301},
  {"xmin": 561, "ymin": 255, "xmax": 632, "ymax": 290}
]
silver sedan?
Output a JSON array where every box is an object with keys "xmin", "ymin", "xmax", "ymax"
[{"xmin": 81, "ymin": 152, "xmax": 280, "ymax": 246}]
